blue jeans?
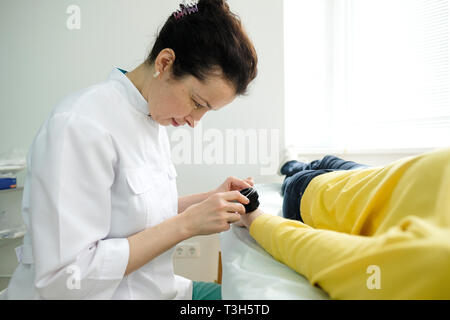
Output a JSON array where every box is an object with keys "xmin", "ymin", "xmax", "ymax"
[{"xmin": 280, "ymin": 155, "xmax": 368, "ymax": 222}]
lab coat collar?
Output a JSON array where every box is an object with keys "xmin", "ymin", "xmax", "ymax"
[{"xmin": 108, "ymin": 68, "xmax": 152, "ymax": 117}]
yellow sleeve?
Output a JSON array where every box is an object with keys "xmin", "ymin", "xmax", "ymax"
[{"xmin": 249, "ymin": 214, "xmax": 450, "ymax": 299}]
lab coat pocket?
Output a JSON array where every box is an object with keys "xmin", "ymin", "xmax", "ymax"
[
  {"xmin": 126, "ymin": 165, "xmax": 177, "ymax": 228},
  {"xmin": 126, "ymin": 166, "xmax": 164, "ymax": 195}
]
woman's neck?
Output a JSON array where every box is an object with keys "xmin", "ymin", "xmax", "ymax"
[{"xmin": 126, "ymin": 63, "xmax": 155, "ymax": 102}]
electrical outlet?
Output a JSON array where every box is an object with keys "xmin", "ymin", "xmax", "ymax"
[
  {"xmin": 185, "ymin": 243, "xmax": 200, "ymax": 258},
  {"xmin": 174, "ymin": 243, "xmax": 200, "ymax": 259},
  {"xmin": 174, "ymin": 245, "xmax": 184, "ymax": 258}
]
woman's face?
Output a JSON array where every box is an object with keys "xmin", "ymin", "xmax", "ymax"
[{"xmin": 147, "ymin": 67, "xmax": 237, "ymax": 128}]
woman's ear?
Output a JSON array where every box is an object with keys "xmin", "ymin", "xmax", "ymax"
[{"xmin": 155, "ymin": 49, "xmax": 176, "ymax": 74}]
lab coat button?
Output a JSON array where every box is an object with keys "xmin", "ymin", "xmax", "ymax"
[{"xmin": 167, "ymin": 164, "xmax": 177, "ymax": 179}]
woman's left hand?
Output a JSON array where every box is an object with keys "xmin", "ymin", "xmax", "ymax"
[
  {"xmin": 213, "ymin": 176, "xmax": 255, "ymax": 194},
  {"xmin": 212, "ymin": 177, "xmax": 255, "ymax": 228}
]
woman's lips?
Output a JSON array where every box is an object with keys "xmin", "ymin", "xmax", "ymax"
[{"xmin": 172, "ymin": 118, "xmax": 180, "ymax": 127}]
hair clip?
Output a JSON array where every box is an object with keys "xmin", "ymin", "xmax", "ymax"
[{"xmin": 173, "ymin": 2, "xmax": 199, "ymax": 21}]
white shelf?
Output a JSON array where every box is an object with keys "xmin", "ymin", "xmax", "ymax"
[
  {"xmin": 0, "ymin": 226, "xmax": 26, "ymax": 240},
  {"xmin": 0, "ymin": 165, "xmax": 26, "ymax": 174},
  {"xmin": 0, "ymin": 187, "xmax": 24, "ymax": 194}
]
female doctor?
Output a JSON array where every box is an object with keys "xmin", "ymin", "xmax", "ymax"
[{"xmin": 5, "ymin": 0, "xmax": 258, "ymax": 300}]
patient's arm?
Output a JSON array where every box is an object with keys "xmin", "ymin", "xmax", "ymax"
[
  {"xmin": 243, "ymin": 210, "xmax": 450, "ymax": 299},
  {"xmin": 238, "ymin": 208, "xmax": 264, "ymax": 228}
]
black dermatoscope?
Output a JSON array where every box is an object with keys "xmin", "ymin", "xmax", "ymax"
[{"xmin": 239, "ymin": 188, "xmax": 260, "ymax": 213}]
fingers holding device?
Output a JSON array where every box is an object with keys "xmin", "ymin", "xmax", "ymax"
[{"xmin": 182, "ymin": 191, "xmax": 250, "ymax": 236}]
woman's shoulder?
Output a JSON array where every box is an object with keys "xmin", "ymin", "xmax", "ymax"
[
  {"xmin": 52, "ymin": 80, "xmax": 121, "ymax": 116},
  {"xmin": 44, "ymin": 80, "xmax": 125, "ymax": 133}
]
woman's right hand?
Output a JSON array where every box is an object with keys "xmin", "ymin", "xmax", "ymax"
[{"xmin": 180, "ymin": 191, "xmax": 250, "ymax": 237}]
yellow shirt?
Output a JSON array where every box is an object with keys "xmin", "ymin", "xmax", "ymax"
[{"xmin": 250, "ymin": 148, "xmax": 450, "ymax": 299}]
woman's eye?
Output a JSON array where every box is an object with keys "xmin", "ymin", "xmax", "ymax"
[{"xmin": 192, "ymin": 100, "xmax": 203, "ymax": 109}]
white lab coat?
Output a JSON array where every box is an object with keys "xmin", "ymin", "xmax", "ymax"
[{"xmin": 4, "ymin": 68, "xmax": 193, "ymax": 300}]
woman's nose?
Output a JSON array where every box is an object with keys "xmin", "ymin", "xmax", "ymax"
[
  {"xmin": 186, "ymin": 110, "xmax": 207, "ymax": 128},
  {"xmin": 185, "ymin": 117, "xmax": 197, "ymax": 128}
]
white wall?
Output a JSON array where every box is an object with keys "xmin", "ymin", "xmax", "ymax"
[{"xmin": 0, "ymin": 0, "xmax": 285, "ymax": 285}]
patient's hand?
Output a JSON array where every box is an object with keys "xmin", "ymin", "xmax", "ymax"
[
  {"xmin": 235, "ymin": 208, "xmax": 264, "ymax": 229},
  {"xmin": 233, "ymin": 219, "xmax": 246, "ymax": 228}
]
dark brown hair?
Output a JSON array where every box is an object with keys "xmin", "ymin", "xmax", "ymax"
[{"xmin": 147, "ymin": 0, "xmax": 258, "ymax": 96}]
